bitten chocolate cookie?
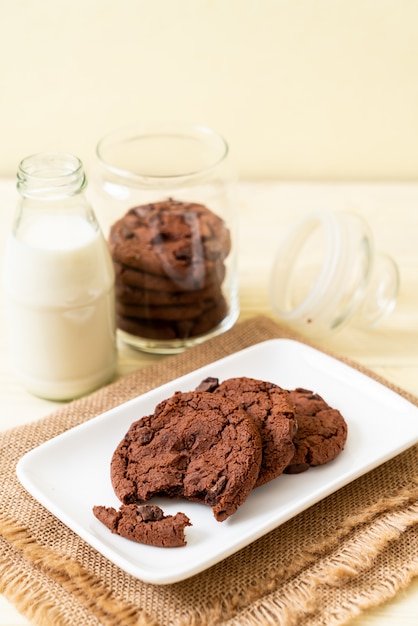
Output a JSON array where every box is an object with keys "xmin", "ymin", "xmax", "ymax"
[
  {"xmin": 109, "ymin": 199, "xmax": 231, "ymax": 290},
  {"xmin": 284, "ymin": 388, "xmax": 348, "ymax": 474},
  {"xmin": 197, "ymin": 376, "xmax": 296, "ymax": 487},
  {"xmin": 111, "ymin": 391, "xmax": 262, "ymax": 521},
  {"xmin": 93, "ymin": 503, "xmax": 191, "ymax": 547}
]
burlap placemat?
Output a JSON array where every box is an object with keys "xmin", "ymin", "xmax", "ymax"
[{"xmin": 1, "ymin": 315, "xmax": 418, "ymax": 626}]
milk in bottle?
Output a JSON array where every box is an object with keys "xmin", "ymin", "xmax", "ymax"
[{"xmin": 2, "ymin": 153, "xmax": 116, "ymax": 400}]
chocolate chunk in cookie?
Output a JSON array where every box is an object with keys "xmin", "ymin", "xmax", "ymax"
[
  {"xmin": 93, "ymin": 503, "xmax": 191, "ymax": 547},
  {"xmin": 195, "ymin": 376, "xmax": 220, "ymax": 393},
  {"xmin": 111, "ymin": 391, "xmax": 262, "ymax": 521},
  {"xmin": 207, "ymin": 377, "xmax": 296, "ymax": 486},
  {"xmin": 284, "ymin": 388, "xmax": 348, "ymax": 474}
]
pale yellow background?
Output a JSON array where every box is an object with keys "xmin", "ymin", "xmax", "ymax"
[{"xmin": 1, "ymin": 0, "xmax": 418, "ymax": 180}]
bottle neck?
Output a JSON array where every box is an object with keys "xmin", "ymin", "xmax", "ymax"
[{"xmin": 17, "ymin": 152, "xmax": 87, "ymax": 200}]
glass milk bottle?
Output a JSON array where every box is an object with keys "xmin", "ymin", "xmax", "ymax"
[{"xmin": 2, "ymin": 152, "xmax": 117, "ymax": 400}]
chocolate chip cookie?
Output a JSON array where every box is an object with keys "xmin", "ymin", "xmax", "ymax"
[
  {"xmin": 284, "ymin": 388, "xmax": 348, "ymax": 474},
  {"xmin": 111, "ymin": 391, "xmax": 262, "ymax": 521},
  {"xmin": 109, "ymin": 198, "xmax": 231, "ymax": 289},
  {"xmin": 197, "ymin": 376, "xmax": 296, "ymax": 486},
  {"xmin": 116, "ymin": 296, "xmax": 227, "ymax": 340},
  {"xmin": 115, "ymin": 279, "xmax": 223, "ymax": 307},
  {"xmin": 113, "ymin": 261, "xmax": 227, "ymax": 293}
]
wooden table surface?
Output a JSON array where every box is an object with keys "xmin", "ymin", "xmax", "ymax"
[{"xmin": 1, "ymin": 178, "xmax": 417, "ymax": 624}]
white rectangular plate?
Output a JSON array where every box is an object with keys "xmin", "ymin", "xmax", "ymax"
[{"xmin": 17, "ymin": 339, "xmax": 418, "ymax": 584}]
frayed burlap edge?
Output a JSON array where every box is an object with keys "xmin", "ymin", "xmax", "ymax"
[
  {"xmin": 223, "ymin": 505, "xmax": 418, "ymax": 626},
  {"xmin": 165, "ymin": 471, "xmax": 418, "ymax": 626},
  {"xmin": 0, "ymin": 516, "xmax": 158, "ymax": 626},
  {"xmin": 1, "ymin": 315, "xmax": 418, "ymax": 626}
]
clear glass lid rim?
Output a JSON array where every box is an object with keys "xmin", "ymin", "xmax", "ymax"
[
  {"xmin": 271, "ymin": 210, "xmax": 372, "ymax": 322},
  {"xmin": 95, "ymin": 122, "xmax": 230, "ymax": 182}
]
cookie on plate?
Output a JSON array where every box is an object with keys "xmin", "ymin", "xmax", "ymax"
[
  {"xmin": 111, "ymin": 390, "xmax": 262, "ymax": 521},
  {"xmin": 284, "ymin": 388, "xmax": 348, "ymax": 474},
  {"xmin": 93, "ymin": 503, "xmax": 191, "ymax": 547},
  {"xmin": 197, "ymin": 376, "xmax": 296, "ymax": 486}
]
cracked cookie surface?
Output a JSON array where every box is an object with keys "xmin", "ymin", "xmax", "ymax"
[
  {"xmin": 198, "ymin": 376, "xmax": 296, "ymax": 487},
  {"xmin": 285, "ymin": 388, "xmax": 348, "ymax": 474},
  {"xmin": 111, "ymin": 391, "xmax": 262, "ymax": 521}
]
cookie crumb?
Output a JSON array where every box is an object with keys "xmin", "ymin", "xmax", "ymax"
[{"xmin": 93, "ymin": 503, "xmax": 191, "ymax": 547}]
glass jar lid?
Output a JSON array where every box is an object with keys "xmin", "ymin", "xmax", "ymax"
[{"xmin": 270, "ymin": 210, "xmax": 399, "ymax": 336}]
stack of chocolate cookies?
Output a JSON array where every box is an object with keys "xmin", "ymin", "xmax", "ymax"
[{"xmin": 109, "ymin": 198, "xmax": 231, "ymax": 341}]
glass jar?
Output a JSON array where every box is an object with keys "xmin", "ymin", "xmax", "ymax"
[
  {"xmin": 270, "ymin": 210, "xmax": 399, "ymax": 337},
  {"xmin": 2, "ymin": 152, "xmax": 117, "ymax": 400},
  {"xmin": 94, "ymin": 122, "xmax": 239, "ymax": 354}
]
